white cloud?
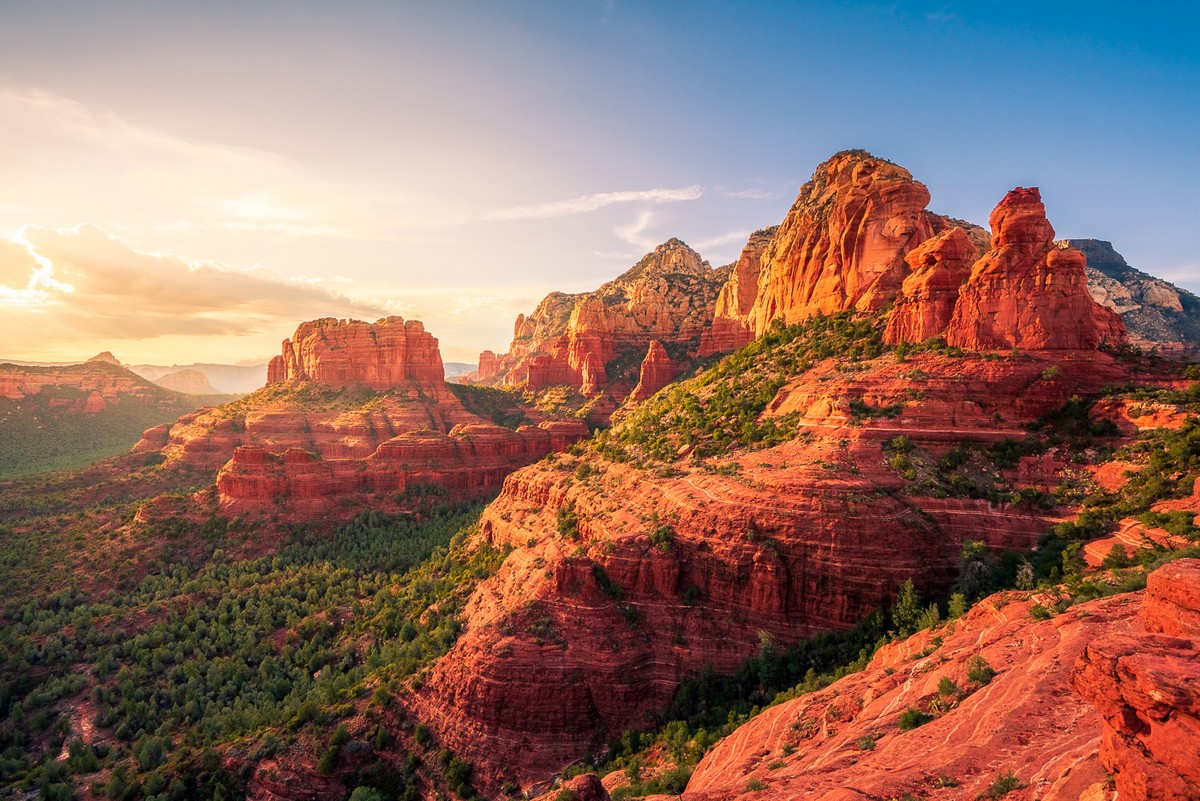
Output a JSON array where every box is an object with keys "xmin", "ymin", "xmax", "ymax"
[
  {"xmin": 614, "ymin": 210, "xmax": 657, "ymax": 249},
  {"xmin": 484, "ymin": 185, "xmax": 702, "ymax": 221},
  {"xmin": 694, "ymin": 230, "xmax": 752, "ymax": 251}
]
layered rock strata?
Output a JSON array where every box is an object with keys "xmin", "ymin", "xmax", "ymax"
[
  {"xmin": 411, "ymin": 347, "xmax": 1133, "ymax": 792},
  {"xmin": 267, "ymin": 317, "xmax": 444, "ymax": 389},
  {"xmin": 1074, "ymin": 559, "xmax": 1200, "ymax": 800}
]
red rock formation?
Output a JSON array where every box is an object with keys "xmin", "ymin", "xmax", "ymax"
[
  {"xmin": 1074, "ymin": 559, "xmax": 1200, "ymax": 801},
  {"xmin": 482, "ymin": 239, "xmax": 727, "ymax": 410},
  {"xmin": 139, "ymin": 316, "xmax": 590, "ymax": 522},
  {"xmin": 267, "ymin": 317, "xmax": 444, "ymax": 390},
  {"xmin": 945, "ymin": 188, "xmax": 1126, "ymax": 350},
  {"xmin": 883, "ymin": 227, "xmax": 978, "ymax": 344},
  {"xmin": 682, "ymin": 588, "xmax": 1139, "ymax": 801},
  {"xmin": 700, "ymin": 228, "xmax": 776, "ymax": 355},
  {"xmin": 628, "ymin": 341, "xmax": 676, "ymax": 402},
  {"xmin": 746, "ymin": 150, "xmax": 944, "ymax": 336},
  {"xmin": 215, "ymin": 420, "xmax": 589, "ymax": 520},
  {"xmin": 477, "ymin": 350, "xmax": 501, "ymax": 382},
  {"xmin": 411, "ymin": 348, "xmax": 1135, "ymax": 792}
]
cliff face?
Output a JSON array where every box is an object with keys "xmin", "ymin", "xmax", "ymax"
[
  {"xmin": 745, "ymin": 151, "xmax": 944, "ymax": 335},
  {"xmin": 267, "ymin": 317, "xmax": 444, "ymax": 390},
  {"xmin": 153, "ymin": 368, "xmax": 221, "ymax": 395},
  {"xmin": 478, "ymin": 239, "xmax": 728, "ymax": 411},
  {"xmin": 945, "ymin": 188, "xmax": 1126, "ymax": 350},
  {"xmin": 1069, "ymin": 238, "xmax": 1200, "ymax": 354},
  {"xmin": 1074, "ymin": 559, "xmax": 1200, "ymax": 801},
  {"xmin": 411, "ymin": 344, "xmax": 1136, "ymax": 793},
  {"xmin": 700, "ymin": 228, "xmax": 777, "ymax": 355}
]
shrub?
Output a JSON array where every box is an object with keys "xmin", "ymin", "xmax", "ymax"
[
  {"xmin": 977, "ymin": 772, "xmax": 1024, "ymax": 799},
  {"xmin": 937, "ymin": 676, "xmax": 960, "ymax": 697},
  {"xmin": 897, "ymin": 708, "xmax": 932, "ymax": 731},
  {"xmin": 967, "ymin": 656, "xmax": 996, "ymax": 686},
  {"xmin": 857, "ymin": 734, "xmax": 876, "ymax": 750}
]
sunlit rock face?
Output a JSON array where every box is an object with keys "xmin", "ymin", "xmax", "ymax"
[
  {"xmin": 746, "ymin": 150, "xmax": 943, "ymax": 335},
  {"xmin": 267, "ymin": 316, "xmax": 445, "ymax": 390},
  {"xmin": 945, "ymin": 188, "xmax": 1126, "ymax": 350}
]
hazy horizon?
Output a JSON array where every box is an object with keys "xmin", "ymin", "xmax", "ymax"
[{"xmin": 2, "ymin": 1, "xmax": 1198, "ymax": 365}]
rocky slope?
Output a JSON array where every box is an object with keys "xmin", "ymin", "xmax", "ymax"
[
  {"xmin": 474, "ymin": 239, "xmax": 730, "ymax": 415},
  {"xmin": 1074, "ymin": 559, "xmax": 1200, "ymax": 801},
  {"xmin": 138, "ymin": 317, "xmax": 587, "ymax": 522},
  {"xmin": 0, "ymin": 359, "xmax": 228, "ymax": 477},
  {"xmin": 1070, "ymin": 238, "xmax": 1200, "ymax": 354},
  {"xmin": 411, "ymin": 332, "xmax": 1153, "ymax": 792},
  {"xmin": 681, "ymin": 558, "xmax": 1199, "ymax": 801}
]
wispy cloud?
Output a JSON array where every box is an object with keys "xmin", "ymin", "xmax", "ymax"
[
  {"xmin": 725, "ymin": 188, "xmax": 780, "ymax": 201},
  {"xmin": 613, "ymin": 210, "xmax": 658, "ymax": 249},
  {"xmin": 485, "ymin": 185, "xmax": 702, "ymax": 221},
  {"xmin": 694, "ymin": 230, "xmax": 752, "ymax": 251}
]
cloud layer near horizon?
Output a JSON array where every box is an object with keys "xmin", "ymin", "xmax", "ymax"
[{"xmin": 0, "ymin": 225, "xmax": 393, "ymax": 359}]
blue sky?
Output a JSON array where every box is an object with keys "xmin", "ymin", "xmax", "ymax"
[{"xmin": 0, "ymin": 1, "xmax": 1196, "ymax": 363}]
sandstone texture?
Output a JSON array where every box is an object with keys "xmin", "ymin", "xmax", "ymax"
[
  {"xmin": 1074, "ymin": 559, "xmax": 1200, "ymax": 801},
  {"xmin": 411, "ymin": 347, "xmax": 1136, "ymax": 793},
  {"xmin": 945, "ymin": 188, "xmax": 1126, "ymax": 350},
  {"xmin": 883, "ymin": 226, "xmax": 979, "ymax": 344},
  {"xmin": 746, "ymin": 150, "xmax": 944, "ymax": 335},
  {"xmin": 628, "ymin": 341, "xmax": 677, "ymax": 403},
  {"xmin": 683, "ymin": 590, "xmax": 1138, "ymax": 801},
  {"xmin": 267, "ymin": 317, "xmax": 444, "ymax": 390},
  {"xmin": 700, "ymin": 228, "xmax": 777, "ymax": 355},
  {"xmin": 140, "ymin": 317, "xmax": 588, "ymax": 522}
]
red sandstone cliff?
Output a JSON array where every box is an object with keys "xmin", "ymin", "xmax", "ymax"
[
  {"xmin": 883, "ymin": 226, "xmax": 979, "ymax": 344},
  {"xmin": 138, "ymin": 317, "xmax": 588, "ymax": 522},
  {"xmin": 945, "ymin": 188, "xmax": 1126, "ymax": 350},
  {"xmin": 627, "ymin": 341, "xmax": 676, "ymax": 403},
  {"xmin": 267, "ymin": 317, "xmax": 444, "ymax": 390},
  {"xmin": 1073, "ymin": 559, "xmax": 1200, "ymax": 801},
  {"xmin": 700, "ymin": 228, "xmax": 777, "ymax": 356},
  {"xmin": 410, "ymin": 345, "xmax": 1136, "ymax": 793},
  {"xmin": 745, "ymin": 150, "xmax": 945, "ymax": 336}
]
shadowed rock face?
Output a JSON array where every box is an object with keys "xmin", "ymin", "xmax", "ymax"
[
  {"xmin": 1074, "ymin": 559, "xmax": 1200, "ymax": 801},
  {"xmin": 267, "ymin": 317, "xmax": 444, "ymax": 390},
  {"xmin": 945, "ymin": 188, "xmax": 1126, "ymax": 350},
  {"xmin": 746, "ymin": 150, "xmax": 943, "ymax": 335},
  {"xmin": 628, "ymin": 340, "xmax": 676, "ymax": 402}
]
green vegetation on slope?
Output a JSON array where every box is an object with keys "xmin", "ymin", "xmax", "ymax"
[
  {"xmin": 0, "ymin": 365, "xmax": 227, "ymax": 478},
  {"xmin": 0, "ymin": 504, "xmax": 502, "ymax": 800},
  {"xmin": 595, "ymin": 313, "xmax": 884, "ymax": 463}
]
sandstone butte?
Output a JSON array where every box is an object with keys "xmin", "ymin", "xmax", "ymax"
[
  {"xmin": 471, "ymin": 238, "xmax": 729, "ymax": 414},
  {"xmin": 676, "ymin": 558, "xmax": 1200, "ymax": 801},
  {"xmin": 134, "ymin": 317, "xmax": 587, "ymax": 522}
]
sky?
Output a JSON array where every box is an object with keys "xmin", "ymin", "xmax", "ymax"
[{"xmin": 0, "ymin": 0, "xmax": 1197, "ymax": 365}]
